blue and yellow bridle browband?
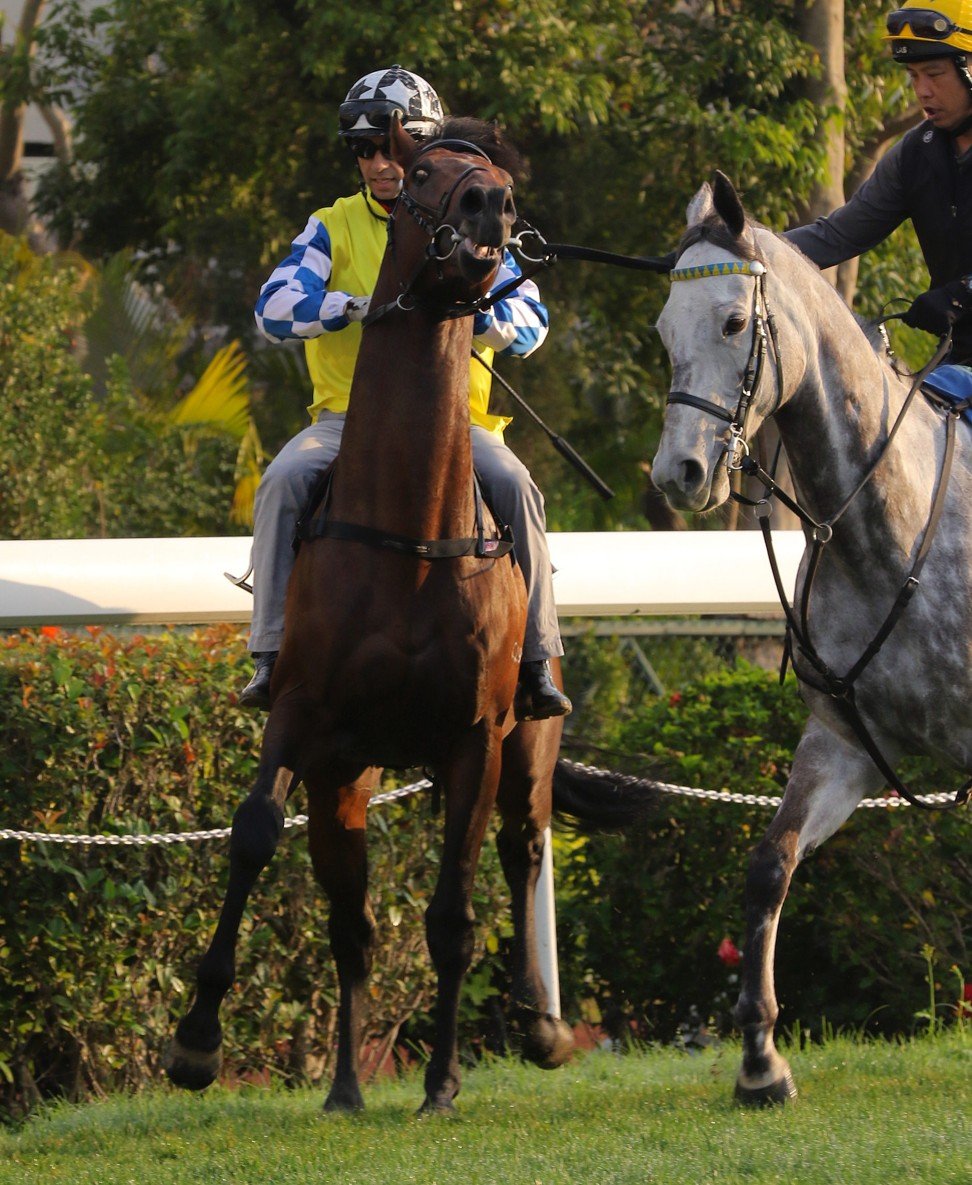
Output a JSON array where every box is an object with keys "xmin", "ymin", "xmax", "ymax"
[{"xmin": 669, "ymin": 260, "xmax": 766, "ymax": 281}]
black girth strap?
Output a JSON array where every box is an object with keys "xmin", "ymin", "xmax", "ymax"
[
  {"xmin": 299, "ymin": 517, "xmax": 514, "ymax": 559},
  {"xmin": 293, "ymin": 466, "xmax": 514, "ymax": 560}
]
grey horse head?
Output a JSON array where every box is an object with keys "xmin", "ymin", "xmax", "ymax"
[{"xmin": 652, "ymin": 172, "xmax": 790, "ymax": 512}]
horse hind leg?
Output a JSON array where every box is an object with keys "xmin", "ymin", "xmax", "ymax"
[
  {"xmin": 164, "ymin": 705, "xmax": 307, "ymax": 1091},
  {"xmin": 304, "ymin": 767, "xmax": 380, "ymax": 1113},
  {"xmin": 496, "ymin": 718, "xmax": 573, "ymax": 1070},
  {"xmin": 733, "ymin": 717, "xmax": 884, "ymax": 1106}
]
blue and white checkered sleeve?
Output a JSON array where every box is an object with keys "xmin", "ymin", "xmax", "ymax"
[
  {"xmin": 473, "ymin": 250, "xmax": 549, "ymax": 357},
  {"xmin": 254, "ymin": 215, "xmax": 355, "ymax": 341}
]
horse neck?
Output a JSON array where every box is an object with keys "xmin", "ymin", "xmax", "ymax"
[
  {"xmin": 771, "ymin": 251, "xmax": 937, "ymax": 564},
  {"xmin": 331, "ymin": 267, "xmax": 477, "ymax": 540}
]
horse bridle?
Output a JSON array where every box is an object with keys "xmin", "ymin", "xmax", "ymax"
[
  {"xmin": 663, "ymin": 254, "xmax": 969, "ymax": 811},
  {"xmin": 396, "ymin": 139, "xmax": 496, "ymax": 259},
  {"xmin": 363, "ymin": 139, "xmax": 511, "ymax": 326},
  {"xmin": 665, "ymin": 258, "xmax": 784, "ymax": 471}
]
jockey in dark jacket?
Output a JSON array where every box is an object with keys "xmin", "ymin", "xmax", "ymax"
[{"xmin": 786, "ymin": 0, "xmax": 972, "ymax": 365}]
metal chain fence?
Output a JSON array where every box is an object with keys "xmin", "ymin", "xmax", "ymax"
[{"xmin": 0, "ymin": 761, "xmax": 956, "ymax": 849}]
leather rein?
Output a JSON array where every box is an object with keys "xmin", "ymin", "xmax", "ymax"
[{"xmin": 666, "ymin": 255, "xmax": 970, "ymax": 811}]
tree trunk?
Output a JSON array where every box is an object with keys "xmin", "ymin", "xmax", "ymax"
[
  {"xmin": 748, "ymin": 0, "xmax": 847, "ymax": 531},
  {"xmin": 794, "ymin": 0, "xmax": 847, "ymax": 228},
  {"xmin": 0, "ymin": 0, "xmax": 48, "ymax": 237}
]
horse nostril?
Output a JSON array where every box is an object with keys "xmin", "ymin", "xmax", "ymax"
[
  {"xmin": 681, "ymin": 458, "xmax": 706, "ymax": 493},
  {"xmin": 458, "ymin": 187, "xmax": 485, "ymax": 219},
  {"xmin": 505, "ymin": 194, "xmax": 516, "ymax": 219}
]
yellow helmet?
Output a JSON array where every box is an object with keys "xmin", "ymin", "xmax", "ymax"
[{"xmin": 886, "ymin": 0, "xmax": 972, "ymax": 60}]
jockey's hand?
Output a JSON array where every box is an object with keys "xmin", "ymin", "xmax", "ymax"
[
  {"xmin": 344, "ymin": 296, "xmax": 372, "ymax": 323},
  {"xmin": 900, "ymin": 281, "xmax": 969, "ymax": 336}
]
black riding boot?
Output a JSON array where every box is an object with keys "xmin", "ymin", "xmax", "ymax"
[
  {"xmin": 514, "ymin": 659, "xmax": 572, "ymax": 722},
  {"xmin": 238, "ymin": 651, "xmax": 278, "ymax": 710}
]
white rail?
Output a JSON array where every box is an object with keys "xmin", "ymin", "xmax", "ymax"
[{"xmin": 0, "ymin": 531, "xmax": 804, "ymax": 627}]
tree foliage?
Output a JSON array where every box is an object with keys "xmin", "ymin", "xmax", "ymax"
[
  {"xmin": 0, "ymin": 233, "xmax": 249, "ymax": 538},
  {"xmin": 21, "ymin": 0, "xmax": 935, "ymax": 520}
]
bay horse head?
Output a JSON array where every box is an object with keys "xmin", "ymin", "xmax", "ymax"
[
  {"xmin": 385, "ymin": 115, "xmax": 518, "ymax": 312},
  {"xmin": 652, "ymin": 172, "xmax": 784, "ymax": 512}
]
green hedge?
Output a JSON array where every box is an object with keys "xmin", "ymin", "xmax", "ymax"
[
  {"xmin": 0, "ymin": 625, "xmax": 511, "ymax": 1120},
  {"xmin": 556, "ymin": 664, "xmax": 970, "ymax": 1043},
  {"xmin": 1, "ymin": 631, "xmax": 967, "ymax": 1120}
]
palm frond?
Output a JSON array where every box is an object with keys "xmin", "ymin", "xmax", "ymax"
[
  {"xmin": 229, "ymin": 418, "xmax": 267, "ymax": 527},
  {"xmin": 82, "ymin": 250, "xmax": 190, "ymax": 399},
  {"xmin": 170, "ymin": 341, "xmax": 251, "ymax": 439}
]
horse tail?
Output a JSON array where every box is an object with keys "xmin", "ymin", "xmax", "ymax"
[{"xmin": 551, "ymin": 758, "xmax": 661, "ymax": 830}]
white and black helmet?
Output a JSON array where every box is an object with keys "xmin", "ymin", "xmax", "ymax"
[{"xmin": 338, "ymin": 65, "xmax": 443, "ymax": 141}]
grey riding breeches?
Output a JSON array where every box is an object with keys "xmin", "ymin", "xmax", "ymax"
[{"xmin": 247, "ymin": 412, "xmax": 564, "ymax": 662}]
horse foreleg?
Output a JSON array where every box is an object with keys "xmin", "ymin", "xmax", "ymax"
[
  {"xmin": 305, "ymin": 768, "xmax": 379, "ymax": 1113},
  {"xmin": 496, "ymin": 718, "xmax": 573, "ymax": 1069},
  {"xmin": 164, "ymin": 703, "xmax": 308, "ymax": 1091},
  {"xmin": 734, "ymin": 717, "xmax": 884, "ymax": 1106},
  {"xmin": 421, "ymin": 725, "xmax": 504, "ymax": 1114}
]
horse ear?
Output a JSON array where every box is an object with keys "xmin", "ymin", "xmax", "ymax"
[
  {"xmin": 389, "ymin": 112, "xmax": 418, "ymax": 169},
  {"xmin": 712, "ymin": 170, "xmax": 746, "ymax": 238},
  {"xmin": 686, "ymin": 183, "xmax": 714, "ymax": 226}
]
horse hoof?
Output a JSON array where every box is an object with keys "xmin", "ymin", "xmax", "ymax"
[
  {"xmin": 417, "ymin": 1096, "xmax": 459, "ymax": 1117},
  {"xmin": 323, "ymin": 1084, "xmax": 365, "ymax": 1114},
  {"xmin": 734, "ymin": 1067, "xmax": 798, "ymax": 1107},
  {"xmin": 163, "ymin": 1036, "xmax": 222, "ymax": 1092},
  {"xmin": 520, "ymin": 1013, "xmax": 575, "ymax": 1069}
]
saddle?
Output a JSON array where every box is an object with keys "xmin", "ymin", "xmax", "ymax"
[{"xmin": 921, "ymin": 364, "xmax": 972, "ymax": 427}]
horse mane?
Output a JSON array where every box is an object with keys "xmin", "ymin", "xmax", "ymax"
[
  {"xmin": 779, "ymin": 235, "xmax": 895, "ymax": 363},
  {"xmin": 853, "ymin": 314, "xmax": 889, "ymax": 358},
  {"xmin": 432, "ymin": 117, "xmax": 529, "ymax": 184}
]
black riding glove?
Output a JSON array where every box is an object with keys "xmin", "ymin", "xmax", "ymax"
[{"xmin": 900, "ymin": 280, "xmax": 971, "ymax": 336}]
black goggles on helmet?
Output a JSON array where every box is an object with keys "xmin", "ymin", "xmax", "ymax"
[
  {"xmin": 338, "ymin": 98, "xmax": 406, "ymax": 137},
  {"xmin": 886, "ymin": 8, "xmax": 972, "ymax": 39}
]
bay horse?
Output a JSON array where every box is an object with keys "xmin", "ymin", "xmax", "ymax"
[
  {"xmin": 164, "ymin": 118, "xmax": 573, "ymax": 1113},
  {"xmin": 648, "ymin": 174, "xmax": 971, "ymax": 1103}
]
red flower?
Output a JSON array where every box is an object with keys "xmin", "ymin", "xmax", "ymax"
[
  {"xmin": 668, "ymin": 692, "xmax": 682, "ymax": 706},
  {"xmin": 39, "ymin": 625, "xmax": 62, "ymax": 639},
  {"xmin": 718, "ymin": 937, "xmax": 742, "ymax": 967},
  {"xmin": 963, "ymin": 983, "xmax": 972, "ymax": 1002}
]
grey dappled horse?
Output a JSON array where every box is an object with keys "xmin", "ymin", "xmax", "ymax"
[{"xmin": 652, "ymin": 173, "xmax": 971, "ymax": 1104}]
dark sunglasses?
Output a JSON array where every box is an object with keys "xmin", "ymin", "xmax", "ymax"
[
  {"xmin": 886, "ymin": 8, "xmax": 972, "ymax": 38},
  {"xmin": 347, "ymin": 137, "xmax": 391, "ymax": 160}
]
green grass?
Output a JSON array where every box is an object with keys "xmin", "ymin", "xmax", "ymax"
[{"xmin": 2, "ymin": 1033, "xmax": 969, "ymax": 1185}]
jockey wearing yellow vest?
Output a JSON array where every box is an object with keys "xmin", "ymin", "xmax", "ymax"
[
  {"xmin": 242, "ymin": 66, "xmax": 570, "ymax": 721},
  {"xmin": 294, "ymin": 187, "xmax": 511, "ymax": 435}
]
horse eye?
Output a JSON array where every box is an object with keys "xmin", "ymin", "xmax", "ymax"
[
  {"xmin": 723, "ymin": 313, "xmax": 748, "ymax": 337},
  {"xmin": 412, "ymin": 167, "xmax": 430, "ymax": 183}
]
